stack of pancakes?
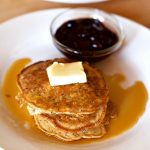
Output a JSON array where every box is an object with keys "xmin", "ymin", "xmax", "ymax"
[{"xmin": 16, "ymin": 58, "xmax": 115, "ymax": 141}]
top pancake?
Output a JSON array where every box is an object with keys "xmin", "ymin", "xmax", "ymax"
[{"xmin": 17, "ymin": 58, "xmax": 109, "ymax": 114}]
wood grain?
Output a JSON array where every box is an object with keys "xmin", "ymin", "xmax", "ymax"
[{"xmin": 0, "ymin": 0, "xmax": 150, "ymax": 28}]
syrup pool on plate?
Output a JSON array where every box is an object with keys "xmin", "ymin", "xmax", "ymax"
[{"xmin": 1, "ymin": 58, "xmax": 148, "ymax": 144}]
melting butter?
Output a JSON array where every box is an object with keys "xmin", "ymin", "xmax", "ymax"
[{"xmin": 46, "ymin": 62, "xmax": 87, "ymax": 86}]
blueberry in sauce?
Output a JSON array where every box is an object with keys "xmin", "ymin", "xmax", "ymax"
[{"xmin": 55, "ymin": 18, "xmax": 118, "ymax": 52}]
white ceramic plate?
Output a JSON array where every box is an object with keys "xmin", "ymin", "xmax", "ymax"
[
  {"xmin": 0, "ymin": 8, "xmax": 150, "ymax": 150},
  {"xmin": 44, "ymin": 0, "xmax": 108, "ymax": 4}
]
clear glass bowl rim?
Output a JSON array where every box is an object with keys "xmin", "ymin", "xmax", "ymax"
[{"xmin": 50, "ymin": 8, "xmax": 125, "ymax": 57}]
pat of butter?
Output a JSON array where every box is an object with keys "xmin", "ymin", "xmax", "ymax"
[{"xmin": 46, "ymin": 62, "xmax": 87, "ymax": 86}]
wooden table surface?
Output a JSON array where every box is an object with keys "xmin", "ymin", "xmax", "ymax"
[{"xmin": 0, "ymin": 0, "xmax": 150, "ymax": 28}]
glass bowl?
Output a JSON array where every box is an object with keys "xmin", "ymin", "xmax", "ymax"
[{"xmin": 50, "ymin": 8, "xmax": 125, "ymax": 61}]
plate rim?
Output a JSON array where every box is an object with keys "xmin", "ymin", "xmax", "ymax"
[
  {"xmin": 0, "ymin": 8, "xmax": 149, "ymax": 34},
  {"xmin": 44, "ymin": 0, "xmax": 108, "ymax": 4}
]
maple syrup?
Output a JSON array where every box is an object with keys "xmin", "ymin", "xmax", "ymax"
[{"xmin": 1, "ymin": 58, "xmax": 148, "ymax": 144}]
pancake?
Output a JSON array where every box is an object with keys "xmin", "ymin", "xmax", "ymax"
[
  {"xmin": 17, "ymin": 58, "xmax": 109, "ymax": 115},
  {"xmin": 34, "ymin": 113, "xmax": 106, "ymax": 141},
  {"xmin": 26, "ymin": 104, "xmax": 107, "ymax": 130},
  {"xmin": 33, "ymin": 101, "xmax": 116, "ymax": 141},
  {"xmin": 16, "ymin": 58, "xmax": 116, "ymax": 141}
]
